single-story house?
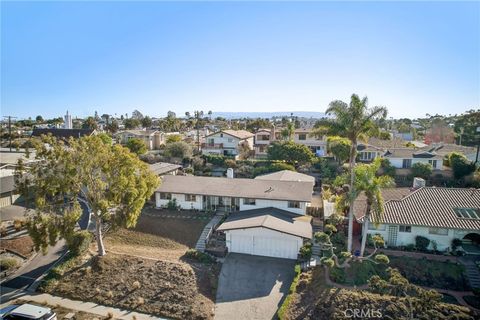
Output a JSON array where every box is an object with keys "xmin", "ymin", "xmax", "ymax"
[
  {"xmin": 155, "ymin": 175, "xmax": 313, "ymax": 214},
  {"xmin": 149, "ymin": 162, "xmax": 182, "ymax": 176},
  {"xmin": 217, "ymin": 207, "xmax": 312, "ymax": 259},
  {"xmin": 355, "ymin": 187, "xmax": 480, "ymax": 251},
  {"xmin": 384, "ymin": 148, "xmax": 444, "ymax": 170},
  {"xmin": 255, "ymin": 170, "xmax": 315, "ymax": 186}
]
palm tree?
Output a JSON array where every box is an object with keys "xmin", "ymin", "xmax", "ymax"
[
  {"xmin": 353, "ymin": 159, "xmax": 394, "ymax": 256},
  {"xmin": 314, "ymin": 94, "xmax": 387, "ymax": 252},
  {"xmin": 281, "ymin": 122, "xmax": 295, "ymax": 141}
]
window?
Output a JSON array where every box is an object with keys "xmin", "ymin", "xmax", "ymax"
[
  {"xmin": 227, "ymin": 138, "xmax": 233, "ymax": 143},
  {"xmin": 428, "ymin": 160, "xmax": 437, "ymax": 168},
  {"xmin": 298, "ymin": 134, "xmax": 307, "ymax": 141},
  {"xmin": 220, "ymin": 133, "xmax": 223, "ymax": 137},
  {"xmin": 428, "ymin": 228, "xmax": 448, "ymax": 236},
  {"xmin": 454, "ymin": 208, "xmax": 480, "ymax": 220},
  {"xmin": 185, "ymin": 194, "xmax": 196, "ymax": 202},
  {"xmin": 402, "ymin": 159, "xmax": 412, "ymax": 168},
  {"xmin": 159, "ymin": 192, "xmax": 172, "ymax": 200},
  {"xmin": 368, "ymin": 224, "xmax": 386, "ymax": 231},
  {"xmin": 399, "ymin": 225, "xmax": 411, "ymax": 233},
  {"xmin": 243, "ymin": 198, "xmax": 256, "ymax": 205},
  {"xmin": 288, "ymin": 201, "xmax": 301, "ymax": 208}
]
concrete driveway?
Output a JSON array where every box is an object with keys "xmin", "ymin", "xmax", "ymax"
[{"xmin": 215, "ymin": 253, "xmax": 295, "ymax": 320}]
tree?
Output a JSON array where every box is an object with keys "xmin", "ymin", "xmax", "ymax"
[
  {"xmin": 15, "ymin": 135, "xmax": 159, "ymax": 256},
  {"xmin": 166, "ymin": 134, "xmax": 182, "ymax": 143},
  {"xmin": 280, "ymin": 122, "xmax": 295, "ymax": 141},
  {"xmin": 246, "ymin": 118, "xmax": 271, "ymax": 132},
  {"xmin": 106, "ymin": 119, "xmax": 119, "ymax": 133},
  {"xmin": 448, "ymin": 152, "xmax": 476, "ymax": 180},
  {"xmin": 126, "ymin": 138, "xmax": 147, "ymax": 155},
  {"xmin": 35, "ymin": 115, "xmax": 44, "ymax": 123},
  {"xmin": 267, "ymin": 141, "xmax": 314, "ymax": 165},
  {"xmin": 313, "ymin": 94, "xmax": 387, "ymax": 252},
  {"xmin": 411, "ymin": 162, "xmax": 432, "ymax": 180},
  {"xmin": 327, "ymin": 136, "xmax": 351, "ymax": 164},
  {"xmin": 97, "ymin": 132, "xmax": 112, "ymax": 145},
  {"xmin": 124, "ymin": 118, "xmax": 141, "ymax": 129},
  {"xmin": 453, "ymin": 109, "xmax": 480, "ymax": 146},
  {"xmin": 141, "ymin": 116, "xmax": 152, "ymax": 128},
  {"xmin": 353, "ymin": 159, "xmax": 394, "ymax": 256},
  {"xmin": 379, "ymin": 158, "xmax": 396, "ymax": 178},
  {"xmin": 164, "ymin": 141, "xmax": 192, "ymax": 159},
  {"xmin": 238, "ymin": 141, "xmax": 252, "ymax": 160},
  {"xmin": 131, "ymin": 109, "xmax": 144, "ymax": 120},
  {"xmin": 82, "ymin": 117, "xmax": 98, "ymax": 130}
]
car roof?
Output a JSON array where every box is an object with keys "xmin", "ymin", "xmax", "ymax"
[{"xmin": 9, "ymin": 304, "xmax": 52, "ymax": 318}]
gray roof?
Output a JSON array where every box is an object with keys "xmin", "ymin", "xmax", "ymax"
[
  {"xmin": 149, "ymin": 162, "xmax": 182, "ymax": 176},
  {"xmin": 255, "ymin": 170, "xmax": 315, "ymax": 184},
  {"xmin": 156, "ymin": 175, "xmax": 313, "ymax": 202},
  {"xmin": 0, "ymin": 175, "xmax": 16, "ymax": 194},
  {"xmin": 383, "ymin": 148, "xmax": 443, "ymax": 160},
  {"xmin": 364, "ymin": 187, "xmax": 480, "ymax": 231},
  {"xmin": 32, "ymin": 128, "xmax": 95, "ymax": 139},
  {"xmin": 217, "ymin": 207, "xmax": 312, "ymax": 238}
]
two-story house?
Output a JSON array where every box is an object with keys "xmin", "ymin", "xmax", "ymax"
[
  {"xmin": 116, "ymin": 130, "xmax": 166, "ymax": 150},
  {"xmin": 201, "ymin": 130, "xmax": 254, "ymax": 157}
]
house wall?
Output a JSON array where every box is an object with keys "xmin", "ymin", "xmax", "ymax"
[
  {"xmin": 388, "ymin": 157, "xmax": 443, "ymax": 170},
  {"xmin": 155, "ymin": 192, "xmax": 203, "ymax": 210},
  {"xmin": 239, "ymin": 198, "xmax": 307, "ymax": 215},
  {"xmin": 365, "ymin": 224, "xmax": 480, "ymax": 251}
]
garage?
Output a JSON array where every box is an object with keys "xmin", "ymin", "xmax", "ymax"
[{"xmin": 217, "ymin": 207, "xmax": 312, "ymax": 260}]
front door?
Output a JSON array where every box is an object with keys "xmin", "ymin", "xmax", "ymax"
[{"xmin": 387, "ymin": 225, "xmax": 398, "ymax": 247}]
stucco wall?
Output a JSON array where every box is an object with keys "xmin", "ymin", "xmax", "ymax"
[
  {"xmin": 239, "ymin": 198, "xmax": 306, "ymax": 215},
  {"xmin": 155, "ymin": 192, "xmax": 203, "ymax": 210}
]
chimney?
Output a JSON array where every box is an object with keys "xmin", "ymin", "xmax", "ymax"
[
  {"xmin": 412, "ymin": 177, "xmax": 426, "ymax": 189},
  {"xmin": 226, "ymin": 168, "xmax": 234, "ymax": 179}
]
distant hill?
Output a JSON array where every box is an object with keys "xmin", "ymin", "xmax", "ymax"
[{"xmin": 210, "ymin": 111, "xmax": 327, "ymax": 119}]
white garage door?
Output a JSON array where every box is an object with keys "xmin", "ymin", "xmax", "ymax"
[{"xmin": 229, "ymin": 233, "xmax": 300, "ymax": 259}]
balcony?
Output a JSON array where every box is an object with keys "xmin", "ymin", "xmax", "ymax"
[{"xmin": 201, "ymin": 143, "xmax": 224, "ymax": 149}]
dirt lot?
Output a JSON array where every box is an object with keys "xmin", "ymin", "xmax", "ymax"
[
  {"xmin": 0, "ymin": 236, "xmax": 35, "ymax": 257},
  {"xmin": 103, "ymin": 213, "xmax": 208, "ymax": 261},
  {"xmin": 45, "ymin": 253, "xmax": 219, "ymax": 320}
]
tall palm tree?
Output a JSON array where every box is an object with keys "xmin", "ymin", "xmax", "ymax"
[
  {"xmin": 314, "ymin": 94, "xmax": 387, "ymax": 252},
  {"xmin": 353, "ymin": 159, "xmax": 394, "ymax": 256}
]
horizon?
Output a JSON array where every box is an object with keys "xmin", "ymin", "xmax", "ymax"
[{"xmin": 1, "ymin": 1, "xmax": 479, "ymax": 119}]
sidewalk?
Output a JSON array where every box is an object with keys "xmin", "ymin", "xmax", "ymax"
[{"xmin": 0, "ymin": 287, "xmax": 167, "ymax": 320}]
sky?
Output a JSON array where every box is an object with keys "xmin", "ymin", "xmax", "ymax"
[{"xmin": 1, "ymin": 1, "xmax": 479, "ymax": 120}]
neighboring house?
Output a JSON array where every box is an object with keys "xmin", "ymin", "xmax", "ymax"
[
  {"xmin": 116, "ymin": 130, "xmax": 165, "ymax": 150},
  {"xmin": 253, "ymin": 127, "xmax": 327, "ymax": 158},
  {"xmin": 255, "ymin": 170, "xmax": 315, "ymax": 186},
  {"xmin": 201, "ymin": 130, "xmax": 254, "ymax": 157},
  {"xmin": 0, "ymin": 169, "xmax": 17, "ymax": 208},
  {"xmin": 217, "ymin": 207, "xmax": 312, "ymax": 259},
  {"xmin": 155, "ymin": 175, "xmax": 313, "ymax": 215},
  {"xmin": 354, "ymin": 186, "xmax": 480, "ymax": 251},
  {"xmin": 31, "ymin": 128, "xmax": 96, "ymax": 140},
  {"xmin": 149, "ymin": 162, "xmax": 182, "ymax": 176}
]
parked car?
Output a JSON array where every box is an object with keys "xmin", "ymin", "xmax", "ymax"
[{"xmin": 0, "ymin": 303, "xmax": 57, "ymax": 320}]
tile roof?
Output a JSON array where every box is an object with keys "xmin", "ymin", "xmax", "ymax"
[
  {"xmin": 207, "ymin": 130, "xmax": 254, "ymax": 140},
  {"xmin": 255, "ymin": 170, "xmax": 315, "ymax": 184},
  {"xmin": 353, "ymin": 188, "xmax": 413, "ymax": 221},
  {"xmin": 156, "ymin": 175, "xmax": 313, "ymax": 202},
  {"xmin": 360, "ymin": 187, "xmax": 480, "ymax": 231},
  {"xmin": 217, "ymin": 207, "xmax": 312, "ymax": 238}
]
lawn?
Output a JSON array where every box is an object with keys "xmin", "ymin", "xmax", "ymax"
[{"xmin": 329, "ymin": 256, "xmax": 469, "ymax": 291}]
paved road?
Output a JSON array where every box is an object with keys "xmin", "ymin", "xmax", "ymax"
[{"xmin": 215, "ymin": 253, "xmax": 295, "ymax": 320}]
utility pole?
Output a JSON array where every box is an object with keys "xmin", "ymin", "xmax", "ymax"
[{"xmin": 3, "ymin": 116, "xmax": 18, "ymax": 152}]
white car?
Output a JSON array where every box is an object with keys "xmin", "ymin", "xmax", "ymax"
[{"xmin": 0, "ymin": 303, "xmax": 57, "ymax": 320}]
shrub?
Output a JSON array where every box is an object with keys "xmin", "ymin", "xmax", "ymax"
[
  {"xmin": 411, "ymin": 162, "xmax": 433, "ymax": 179},
  {"xmin": 415, "ymin": 235, "xmax": 430, "ymax": 251},
  {"xmin": 13, "ymin": 219, "xmax": 26, "ymax": 231},
  {"xmin": 299, "ymin": 242, "xmax": 312, "ymax": 259},
  {"xmin": 66, "ymin": 230, "xmax": 92, "ymax": 256},
  {"xmin": 224, "ymin": 159, "xmax": 237, "ymax": 168},
  {"xmin": 451, "ymin": 238, "xmax": 462, "ymax": 250},
  {"xmin": 405, "ymin": 244, "xmax": 415, "ymax": 251},
  {"xmin": 203, "ymin": 154, "xmax": 226, "ymax": 166},
  {"xmin": 167, "ymin": 198, "xmax": 179, "ymax": 210},
  {"xmin": 132, "ymin": 281, "xmax": 141, "ymax": 290},
  {"xmin": 136, "ymin": 297, "xmax": 145, "ymax": 305},
  {"xmin": 252, "ymin": 162, "xmax": 296, "ymax": 177},
  {"xmin": 0, "ymin": 226, "xmax": 7, "ymax": 237},
  {"xmin": 105, "ymin": 290, "xmax": 114, "ymax": 298},
  {"xmin": 185, "ymin": 249, "xmax": 215, "ymax": 263},
  {"xmin": 0, "ymin": 258, "xmax": 19, "ymax": 271},
  {"xmin": 448, "ymin": 152, "xmax": 476, "ymax": 180},
  {"xmin": 164, "ymin": 141, "xmax": 193, "ymax": 159}
]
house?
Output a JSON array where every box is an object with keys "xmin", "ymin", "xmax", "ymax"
[
  {"xmin": 354, "ymin": 186, "xmax": 480, "ymax": 251},
  {"xmin": 155, "ymin": 175, "xmax": 313, "ymax": 214},
  {"xmin": 0, "ymin": 170, "xmax": 17, "ymax": 208},
  {"xmin": 201, "ymin": 130, "xmax": 254, "ymax": 157},
  {"xmin": 217, "ymin": 207, "xmax": 312, "ymax": 259},
  {"xmin": 255, "ymin": 170, "xmax": 315, "ymax": 186},
  {"xmin": 253, "ymin": 127, "xmax": 327, "ymax": 158},
  {"xmin": 31, "ymin": 128, "xmax": 96, "ymax": 140},
  {"xmin": 116, "ymin": 130, "xmax": 165, "ymax": 150},
  {"xmin": 149, "ymin": 162, "xmax": 182, "ymax": 176}
]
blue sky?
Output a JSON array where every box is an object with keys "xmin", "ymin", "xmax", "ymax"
[{"xmin": 1, "ymin": 1, "xmax": 479, "ymax": 119}]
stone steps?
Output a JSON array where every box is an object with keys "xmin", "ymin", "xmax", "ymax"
[
  {"xmin": 463, "ymin": 261, "xmax": 480, "ymax": 289},
  {"xmin": 194, "ymin": 213, "xmax": 226, "ymax": 252}
]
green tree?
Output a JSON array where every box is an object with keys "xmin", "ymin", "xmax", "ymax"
[
  {"xmin": 267, "ymin": 141, "xmax": 314, "ymax": 165},
  {"xmin": 166, "ymin": 134, "xmax": 182, "ymax": 143},
  {"xmin": 313, "ymin": 94, "xmax": 387, "ymax": 252},
  {"xmin": 280, "ymin": 122, "xmax": 295, "ymax": 141},
  {"xmin": 15, "ymin": 135, "xmax": 159, "ymax": 256},
  {"xmin": 379, "ymin": 158, "xmax": 396, "ymax": 178},
  {"xmin": 454, "ymin": 109, "xmax": 480, "ymax": 146},
  {"xmin": 448, "ymin": 152, "xmax": 476, "ymax": 180},
  {"xmin": 246, "ymin": 118, "xmax": 271, "ymax": 132},
  {"xmin": 106, "ymin": 119, "xmax": 119, "ymax": 133},
  {"xmin": 411, "ymin": 162, "xmax": 433, "ymax": 180},
  {"xmin": 353, "ymin": 159, "xmax": 394, "ymax": 256},
  {"xmin": 164, "ymin": 141, "xmax": 193, "ymax": 159},
  {"xmin": 35, "ymin": 115, "xmax": 44, "ymax": 123},
  {"xmin": 82, "ymin": 117, "xmax": 98, "ymax": 130},
  {"xmin": 126, "ymin": 138, "xmax": 148, "ymax": 155},
  {"xmin": 141, "ymin": 116, "xmax": 152, "ymax": 128},
  {"xmin": 124, "ymin": 118, "xmax": 141, "ymax": 129},
  {"xmin": 97, "ymin": 132, "xmax": 112, "ymax": 145},
  {"xmin": 327, "ymin": 136, "xmax": 351, "ymax": 164}
]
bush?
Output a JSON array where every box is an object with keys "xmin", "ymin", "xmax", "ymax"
[
  {"xmin": 0, "ymin": 258, "xmax": 19, "ymax": 271},
  {"xmin": 167, "ymin": 198, "xmax": 179, "ymax": 210},
  {"xmin": 203, "ymin": 154, "xmax": 227, "ymax": 166},
  {"xmin": 252, "ymin": 162, "xmax": 296, "ymax": 177},
  {"xmin": 299, "ymin": 242, "xmax": 312, "ymax": 259},
  {"xmin": 224, "ymin": 159, "xmax": 237, "ymax": 168},
  {"xmin": 415, "ymin": 235, "xmax": 430, "ymax": 251},
  {"xmin": 405, "ymin": 244, "xmax": 416, "ymax": 251},
  {"xmin": 164, "ymin": 141, "xmax": 193, "ymax": 159},
  {"xmin": 451, "ymin": 238, "xmax": 462, "ymax": 250},
  {"xmin": 411, "ymin": 162, "xmax": 433, "ymax": 179},
  {"xmin": 277, "ymin": 264, "xmax": 301, "ymax": 319},
  {"xmin": 132, "ymin": 281, "xmax": 141, "ymax": 290},
  {"xmin": 184, "ymin": 249, "xmax": 215, "ymax": 263},
  {"xmin": 66, "ymin": 230, "xmax": 92, "ymax": 256},
  {"xmin": 13, "ymin": 219, "xmax": 26, "ymax": 231}
]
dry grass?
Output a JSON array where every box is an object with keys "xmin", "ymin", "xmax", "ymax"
[{"xmin": 0, "ymin": 236, "xmax": 35, "ymax": 257}]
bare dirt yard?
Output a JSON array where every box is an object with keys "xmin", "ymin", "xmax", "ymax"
[
  {"xmin": 42, "ymin": 210, "xmax": 219, "ymax": 320},
  {"xmin": 0, "ymin": 236, "xmax": 35, "ymax": 258}
]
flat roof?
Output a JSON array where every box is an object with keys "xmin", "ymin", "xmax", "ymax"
[
  {"xmin": 156, "ymin": 175, "xmax": 313, "ymax": 202},
  {"xmin": 217, "ymin": 207, "xmax": 312, "ymax": 238}
]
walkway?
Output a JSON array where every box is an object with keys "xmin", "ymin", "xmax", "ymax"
[
  {"xmin": 460, "ymin": 257, "xmax": 480, "ymax": 289},
  {"xmin": 0, "ymin": 287, "xmax": 165, "ymax": 320},
  {"xmin": 195, "ymin": 212, "xmax": 226, "ymax": 252}
]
